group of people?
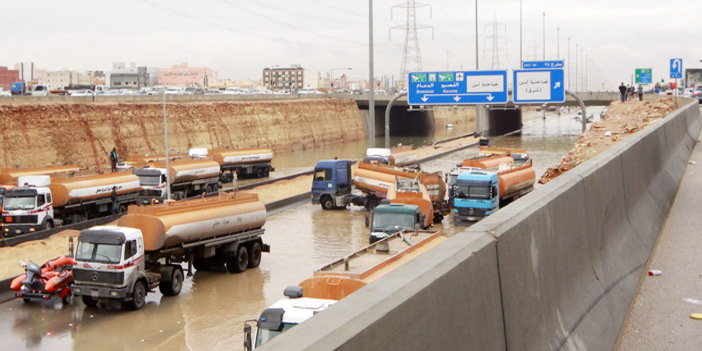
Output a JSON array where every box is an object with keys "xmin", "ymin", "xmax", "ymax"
[{"xmin": 619, "ymin": 83, "xmax": 644, "ymax": 102}]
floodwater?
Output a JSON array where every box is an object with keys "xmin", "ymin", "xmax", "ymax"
[{"xmin": 0, "ymin": 106, "xmax": 604, "ymax": 350}]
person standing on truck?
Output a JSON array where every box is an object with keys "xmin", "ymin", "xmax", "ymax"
[
  {"xmin": 109, "ymin": 147, "xmax": 118, "ymax": 172},
  {"xmin": 111, "ymin": 186, "xmax": 118, "ymax": 215}
]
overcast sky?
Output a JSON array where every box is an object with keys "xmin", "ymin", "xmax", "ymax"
[{"xmin": 2, "ymin": 0, "xmax": 700, "ymax": 90}]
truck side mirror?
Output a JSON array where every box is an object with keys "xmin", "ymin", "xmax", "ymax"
[
  {"xmin": 243, "ymin": 324, "xmax": 252, "ymax": 351},
  {"xmin": 364, "ymin": 213, "xmax": 369, "ymax": 228}
]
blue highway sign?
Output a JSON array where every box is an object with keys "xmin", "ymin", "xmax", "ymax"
[
  {"xmin": 670, "ymin": 58, "xmax": 682, "ymax": 79},
  {"xmin": 408, "ymin": 70, "xmax": 508, "ymax": 105},
  {"xmin": 522, "ymin": 60, "xmax": 564, "ymax": 69},
  {"xmin": 513, "ymin": 69, "xmax": 566, "ymax": 104}
]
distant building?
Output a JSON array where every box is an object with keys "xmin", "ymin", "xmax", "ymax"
[
  {"xmin": 263, "ymin": 65, "xmax": 304, "ymax": 91},
  {"xmin": 158, "ymin": 62, "xmax": 217, "ymax": 87},
  {"xmin": 45, "ymin": 69, "xmax": 91, "ymax": 90},
  {"xmin": 86, "ymin": 70, "xmax": 106, "ymax": 87},
  {"xmin": 0, "ymin": 66, "xmax": 20, "ymax": 91}
]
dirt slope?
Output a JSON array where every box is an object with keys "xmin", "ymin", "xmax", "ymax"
[{"xmin": 539, "ymin": 98, "xmax": 677, "ymax": 184}]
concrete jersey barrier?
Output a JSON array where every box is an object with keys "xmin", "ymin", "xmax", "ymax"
[{"xmin": 259, "ymin": 100, "xmax": 701, "ymax": 350}]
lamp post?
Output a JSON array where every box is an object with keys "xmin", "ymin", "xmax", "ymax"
[
  {"xmin": 330, "ymin": 67, "xmax": 352, "ymax": 93},
  {"xmin": 368, "ymin": 0, "xmax": 375, "ymax": 148},
  {"xmin": 163, "ymin": 92, "xmax": 171, "ymax": 201},
  {"xmin": 542, "ymin": 12, "xmax": 546, "ymax": 60}
]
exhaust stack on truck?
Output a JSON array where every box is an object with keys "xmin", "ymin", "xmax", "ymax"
[{"xmin": 71, "ymin": 192, "xmax": 269, "ymax": 310}]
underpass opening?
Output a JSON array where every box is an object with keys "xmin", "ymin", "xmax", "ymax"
[{"xmin": 485, "ymin": 107, "xmax": 522, "ymax": 136}]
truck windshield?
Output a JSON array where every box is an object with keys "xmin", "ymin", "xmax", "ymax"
[
  {"xmin": 255, "ymin": 324, "xmax": 296, "ymax": 348},
  {"xmin": 314, "ymin": 168, "xmax": 332, "ymax": 181},
  {"xmin": 372, "ymin": 212, "xmax": 415, "ymax": 231},
  {"xmin": 76, "ymin": 241, "xmax": 122, "ymax": 264},
  {"xmin": 455, "ymin": 184, "xmax": 490, "ymax": 200},
  {"xmin": 3, "ymin": 196, "xmax": 36, "ymax": 210},
  {"xmin": 138, "ymin": 174, "xmax": 162, "ymax": 186}
]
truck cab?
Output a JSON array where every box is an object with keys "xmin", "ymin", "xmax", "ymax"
[
  {"xmin": 71, "ymin": 226, "xmax": 154, "ymax": 309},
  {"xmin": 453, "ymin": 170, "xmax": 499, "ymax": 225},
  {"xmin": 1, "ymin": 176, "xmax": 55, "ymax": 234},
  {"xmin": 367, "ymin": 203, "xmax": 423, "ymax": 243},
  {"xmin": 311, "ymin": 159, "xmax": 353, "ymax": 209},
  {"xmin": 134, "ymin": 167, "xmax": 168, "ymax": 204},
  {"xmin": 244, "ymin": 288, "xmax": 336, "ymax": 350}
]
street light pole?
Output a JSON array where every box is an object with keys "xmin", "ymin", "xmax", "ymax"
[
  {"xmin": 556, "ymin": 27, "xmax": 561, "ymax": 60},
  {"xmin": 330, "ymin": 67, "xmax": 352, "ymax": 93},
  {"xmin": 519, "ymin": 0, "xmax": 522, "ymax": 64},
  {"xmin": 567, "ymin": 37, "xmax": 570, "ymax": 90},
  {"xmin": 369, "ymin": 0, "xmax": 375, "ymax": 148},
  {"xmin": 542, "ymin": 12, "xmax": 546, "ymax": 60},
  {"xmin": 163, "ymin": 92, "xmax": 171, "ymax": 201},
  {"xmin": 475, "ymin": 0, "xmax": 479, "ymax": 69}
]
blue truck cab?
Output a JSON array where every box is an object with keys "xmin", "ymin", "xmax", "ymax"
[
  {"xmin": 311, "ymin": 159, "xmax": 353, "ymax": 210},
  {"xmin": 453, "ymin": 170, "xmax": 499, "ymax": 225}
]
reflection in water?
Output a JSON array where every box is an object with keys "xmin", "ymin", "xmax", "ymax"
[{"xmin": 0, "ymin": 111, "xmax": 592, "ymax": 350}]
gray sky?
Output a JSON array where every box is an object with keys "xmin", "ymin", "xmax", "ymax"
[{"xmin": 2, "ymin": 0, "xmax": 700, "ymax": 90}]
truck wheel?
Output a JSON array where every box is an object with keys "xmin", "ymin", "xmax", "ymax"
[
  {"xmin": 125, "ymin": 281, "xmax": 146, "ymax": 310},
  {"xmin": 247, "ymin": 242, "xmax": 262, "ymax": 268},
  {"xmin": 118, "ymin": 204, "xmax": 128, "ymax": 213},
  {"xmin": 365, "ymin": 197, "xmax": 380, "ymax": 211},
  {"xmin": 41, "ymin": 219, "xmax": 53, "ymax": 231},
  {"xmin": 256, "ymin": 168, "xmax": 265, "ymax": 178},
  {"xmin": 81, "ymin": 295, "xmax": 98, "ymax": 308},
  {"xmin": 159, "ymin": 266, "xmax": 184, "ymax": 296},
  {"xmin": 320, "ymin": 196, "xmax": 334, "ymax": 210},
  {"xmin": 61, "ymin": 290, "xmax": 73, "ymax": 305},
  {"xmin": 226, "ymin": 246, "xmax": 248, "ymax": 273},
  {"xmin": 263, "ymin": 168, "xmax": 270, "ymax": 177},
  {"xmin": 433, "ymin": 214, "xmax": 444, "ymax": 223}
]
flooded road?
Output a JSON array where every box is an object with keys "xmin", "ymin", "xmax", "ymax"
[{"xmin": 0, "ymin": 107, "xmax": 603, "ymax": 350}]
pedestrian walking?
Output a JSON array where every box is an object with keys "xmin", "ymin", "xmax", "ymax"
[
  {"xmin": 637, "ymin": 84, "xmax": 643, "ymax": 101},
  {"xmin": 619, "ymin": 83, "xmax": 627, "ymax": 102},
  {"xmin": 109, "ymin": 147, "xmax": 118, "ymax": 173},
  {"xmin": 110, "ymin": 186, "xmax": 118, "ymax": 215}
]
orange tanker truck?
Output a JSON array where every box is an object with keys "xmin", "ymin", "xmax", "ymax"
[
  {"xmin": 312, "ymin": 159, "xmax": 449, "ymax": 220},
  {"xmin": 243, "ymin": 229, "xmax": 444, "ymax": 350},
  {"xmin": 0, "ymin": 165, "xmax": 82, "ymax": 186},
  {"xmin": 133, "ymin": 158, "xmax": 221, "ymax": 203},
  {"xmin": 209, "ymin": 147, "xmax": 275, "ymax": 182},
  {"xmin": 2, "ymin": 173, "xmax": 140, "ymax": 235},
  {"xmin": 453, "ymin": 153, "xmax": 536, "ymax": 225},
  {"xmin": 71, "ymin": 192, "xmax": 269, "ymax": 310}
]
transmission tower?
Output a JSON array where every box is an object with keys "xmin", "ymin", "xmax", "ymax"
[
  {"xmin": 482, "ymin": 15, "xmax": 507, "ymax": 69},
  {"xmin": 390, "ymin": 0, "xmax": 433, "ymax": 89}
]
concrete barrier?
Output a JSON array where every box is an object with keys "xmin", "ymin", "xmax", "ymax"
[
  {"xmin": 259, "ymin": 100, "xmax": 700, "ymax": 351},
  {"xmin": 262, "ymin": 231, "xmax": 506, "ymax": 350}
]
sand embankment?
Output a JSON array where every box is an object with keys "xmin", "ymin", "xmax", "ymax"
[{"xmin": 0, "ymin": 99, "xmax": 365, "ymax": 170}]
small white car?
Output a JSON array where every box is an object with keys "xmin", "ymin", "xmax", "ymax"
[{"xmin": 71, "ymin": 90, "xmax": 95, "ymax": 97}]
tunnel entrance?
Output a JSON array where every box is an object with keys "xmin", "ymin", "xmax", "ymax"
[
  {"xmin": 367, "ymin": 105, "xmax": 433, "ymax": 137},
  {"xmin": 485, "ymin": 107, "xmax": 522, "ymax": 136}
]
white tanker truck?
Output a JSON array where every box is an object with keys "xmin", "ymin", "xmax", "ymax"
[
  {"xmin": 2, "ymin": 173, "xmax": 140, "ymax": 234},
  {"xmin": 134, "ymin": 159, "xmax": 221, "ymax": 203},
  {"xmin": 71, "ymin": 192, "xmax": 269, "ymax": 310}
]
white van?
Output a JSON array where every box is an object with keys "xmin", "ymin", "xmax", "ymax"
[{"xmin": 31, "ymin": 84, "xmax": 49, "ymax": 96}]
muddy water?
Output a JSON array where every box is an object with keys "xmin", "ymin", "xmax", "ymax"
[{"xmin": 0, "ymin": 108, "xmax": 602, "ymax": 350}]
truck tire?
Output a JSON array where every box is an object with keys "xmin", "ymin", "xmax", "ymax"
[
  {"xmin": 125, "ymin": 280, "xmax": 146, "ymax": 310},
  {"xmin": 82, "ymin": 295, "xmax": 98, "ymax": 308},
  {"xmin": 159, "ymin": 266, "xmax": 184, "ymax": 296},
  {"xmin": 433, "ymin": 214, "xmax": 444, "ymax": 223},
  {"xmin": 320, "ymin": 195, "xmax": 334, "ymax": 210},
  {"xmin": 365, "ymin": 197, "xmax": 380, "ymax": 211},
  {"xmin": 193, "ymin": 258, "xmax": 210, "ymax": 271},
  {"xmin": 256, "ymin": 168, "xmax": 265, "ymax": 178},
  {"xmin": 263, "ymin": 168, "xmax": 270, "ymax": 177},
  {"xmin": 61, "ymin": 290, "xmax": 73, "ymax": 305},
  {"xmin": 41, "ymin": 219, "xmax": 53, "ymax": 231},
  {"xmin": 118, "ymin": 204, "xmax": 128, "ymax": 214},
  {"xmin": 247, "ymin": 242, "xmax": 262, "ymax": 268},
  {"xmin": 226, "ymin": 246, "xmax": 248, "ymax": 273}
]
